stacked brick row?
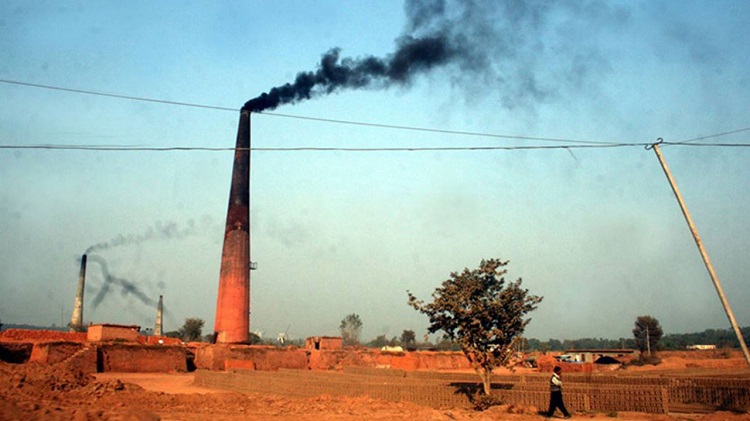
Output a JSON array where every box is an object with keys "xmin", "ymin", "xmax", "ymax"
[
  {"xmin": 195, "ymin": 369, "xmax": 749, "ymax": 414},
  {"xmin": 0, "ymin": 329, "xmax": 88, "ymax": 342}
]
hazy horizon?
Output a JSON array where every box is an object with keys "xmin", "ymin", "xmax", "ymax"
[{"xmin": 4, "ymin": 319, "xmax": 746, "ymax": 344}]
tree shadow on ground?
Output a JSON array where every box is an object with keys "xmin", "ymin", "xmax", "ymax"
[{"xmin": 450, "ymin": 381, "xmax": 513, "ymax": 405}]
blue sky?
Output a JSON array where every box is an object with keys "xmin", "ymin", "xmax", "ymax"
[{"xmin": 1, "ymin": 1, "xmax": 749, "ymax": 343}]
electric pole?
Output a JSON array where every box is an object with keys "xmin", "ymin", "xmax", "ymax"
[{"xmin": 648, "ymin": 139, "xmax": 750, "ymax": 367}]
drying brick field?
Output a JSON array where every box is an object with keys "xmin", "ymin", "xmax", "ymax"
[{"xmin": 2, "ymin": 330, "xmax": 750, "ymax": 420}]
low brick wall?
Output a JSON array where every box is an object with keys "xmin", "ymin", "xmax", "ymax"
[
  {"xmin": 307, "ymin": 349, "xmax": 472, "ymax": 371},
  {"xmin": 194, "ymin": 345, "xmax": 307, "ymax": 371},
  {"xmin": 195, "ymin": 346, "xmax": 471, "ymax": 372},
  {"xmin": 97, "ymin": 344, "xmax": 187, "ymax": 372},
  {"xmin": 29, "ymin": 342, "xmax": 85, "ymax": 364}
]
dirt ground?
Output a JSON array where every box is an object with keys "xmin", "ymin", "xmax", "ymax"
[{"xmin": 2, "ymin": 351, "xmax": 749, "ymax": 420}]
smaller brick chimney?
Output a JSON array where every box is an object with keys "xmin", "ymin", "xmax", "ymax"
[
  {"xmin": 69, "ymin": 254, "xmax": 87, "ymax": 332},
  {"xmin": 154, "ymin": 295, "xmax": 164, "ymax": 336}
]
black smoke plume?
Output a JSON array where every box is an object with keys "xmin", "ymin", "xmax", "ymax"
[
  {"xmin": 86, "ymin": 254, "xmax": 155, "ymax": 310},
  {"xmin": 243, "ymin": 0, "xmax": 479, "ymax": 113},
  {"xmin": 243, "ymin": 0, "xmax": 629, "ymax": 113},
  {"xmin": 243, "ymin": 34, "xmax": 458, "ymax": 112},
  {"xmin": 85, "ymin": 220, "xmax": 199, "ymax": 254}
]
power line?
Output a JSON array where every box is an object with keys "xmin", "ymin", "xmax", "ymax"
[
  {"xmin": 0, "ymin": 144, "xmax": 634, "ymax": 152},
  {"xmin": 0, "ymin": 144, "xmax": 235, "ymax": 152},
  {"xmin": 672, "ymin": 127, "xmax": 750, "ymax": 144},
  {"xmin": 259, "ymin": 112, "xmax": 620, "ymax": 145},
  {"xmin": 239, "ymin": 144, "xmax": 636, "ymax": 151},
  {"xmin": 0, "ymin": 79, "xmax": 237, "ymax": 112},
  {"xmin": 1, "ymin": 78, "xmax": 618, "ymax": 144},
  {"xmin": 665, "ymin": 142, "xmax": 750, "ymax": 147},
  {"xmin": 3, "ymin": 141, "xmax": 748, "ymax": 153},
  {"xmin": 2, "ymin": 78, "xmax": 750, "ymax": 148}
]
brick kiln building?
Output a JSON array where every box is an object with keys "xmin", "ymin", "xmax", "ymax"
[{"xmin": 305, "ymin": 336, "xmax": 343, "ymax": 351}]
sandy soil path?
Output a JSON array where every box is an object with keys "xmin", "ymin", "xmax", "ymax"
[{"xmin": 94, "ymin": 372, "xmax": 220, "ymax": 394}]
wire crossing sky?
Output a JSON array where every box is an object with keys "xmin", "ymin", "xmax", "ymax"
[
  {"xmin": 1, "ymin": 0, "xmax": 749, "ymax": 343},
  {"xmin": 2, "ymin": 78, "xmax": 750, "ymax": 150}
]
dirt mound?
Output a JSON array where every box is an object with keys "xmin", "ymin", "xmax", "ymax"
[
  {"xmin": 0, "ymin": 360, "xmax": 160, "ymax": 420},
  {"xmin": 3, "ymin": 364, "xmax": 750, "ymax": 420},
  {"xmin": 1, "ymin": 361, "xmax": 114, "ymax": 420},
  {"xmin": 1, "ymin": 361, "xmax": 92, "ymax": 398}
]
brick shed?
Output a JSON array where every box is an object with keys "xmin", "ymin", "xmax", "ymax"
[
  {"xmin": 306, "ymin": 336, "xmax": 343, "ymax": 351},
  {"xmin": 87, "ymin": 324, "xmax": 140, "ymax": 342}
]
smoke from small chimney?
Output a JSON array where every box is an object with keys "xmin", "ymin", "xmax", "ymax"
[
  {"xmin": 85, "ymin": 220, "xmax": 199, "ymax": 254},
  {"xmin": 86, "ymin": 254, "xmax": 155, "ymax": 310}
]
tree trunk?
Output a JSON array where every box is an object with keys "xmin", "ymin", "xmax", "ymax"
[
  {"xmin": 466, "ymin": 350, "xmax": 492, "ymax": 396},
  {"xmin": 476, "ymin": 368, "xmax": 492, "ymax": 395}
]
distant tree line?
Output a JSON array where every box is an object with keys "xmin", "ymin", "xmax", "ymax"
[
  {"xmin": 524, "ymin": 337, "xmax": 635, "ymax": 351},
  {"xmin": 660, "ymin": 326, "xmax": 750, "ymax": 350},
  {"xmin": 522, "ymin": 326, "xmax": 750, "ymax": 351},
  {"xmin": 164, "ymin": 317, "xmax": 205, "ymax": 342},
  {"xmin": 1, "ymin": 323, "xmax": 68, "ymax": 332},
  {"xmin": 6, "ymin": 319, "xmax": 748, "ymax": 351}
]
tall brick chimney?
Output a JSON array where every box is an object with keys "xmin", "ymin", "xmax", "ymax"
[
  {"xmin": 154, "ymin": 295, "xmax": 164, "ymax": 336},
  {"xmin": 69, "ymin": 254, "xmax": 87, "ymax": 332},
  {"xmin": 213, "ymin": 110, "xmax": 251, "ymax": 344}
]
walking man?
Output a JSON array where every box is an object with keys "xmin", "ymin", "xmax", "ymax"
[{"xmin": 546, "ymin": 366, "xmax": 571, "ymax": 418}]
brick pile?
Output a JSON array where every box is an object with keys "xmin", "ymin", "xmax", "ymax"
[
  {"xmin": 195, "ymin": 368, "xmax": 750, "ymax": 414},
  {"xmin": 0, "ymin": 329, "xmax": 88, "ymax": 342}
]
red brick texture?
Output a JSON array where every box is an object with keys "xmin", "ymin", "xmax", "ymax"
[
  {"xmin": 214, "ymin": 111, "xmax": 251, "ymax": 344},
  {"xmin": 97, "ymin": 344, "xmax": 187, "ymax": 372},
  {"xmin": 0, "ymin": 329, "xmax": 87, "ymax": 342}
]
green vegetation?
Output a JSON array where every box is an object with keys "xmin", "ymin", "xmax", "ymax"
[
  {"xmin": 366, "ymin": 334, "xmax": 398, "ymax": 348},
  {"xmin": 526, "ymin": 337, "xmax": 636, "ymax": 351},
  {"xmin": 661, "ymin": 327, "xmax": 750, "ymax": 350},
  {"xmin": 626, "ymin": 354, "xmax": 662, "ymax": 366},
  {"xmin": 633, "ymin": 315, "xmax": 663, "ymax": 355},
  {"xmin": 408, "ymin": 258, "xmax": 542, "ymax": 396},
  {"xmin": 247, "ymin": 331, "xmax": 262, "ymax": 345},
  {"xmin": 519, "ymin": 327, "xmax": 750, "ymax": 352},
  {"xmin": 473, "ymin": 394, "xmax": 504, "ymax": 411},
  {"xmin": 339, "ymin": 313, "xmax": 363, "ymax": 346},
  {"xmin": 400, "ymin": 329, "xmax": 416, "ymax": 348},
  {"xmin": 165, "ymin": 317, "xmax": 205, "ymax": 342}
]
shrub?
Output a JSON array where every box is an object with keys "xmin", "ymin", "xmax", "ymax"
[
  {"xmin": 627, "ymin": 354, "xmax": 661, "ymax": 366},
  {"xmin": 473, "ymin": 394, "xmax": 503, "ymax": 411}
]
